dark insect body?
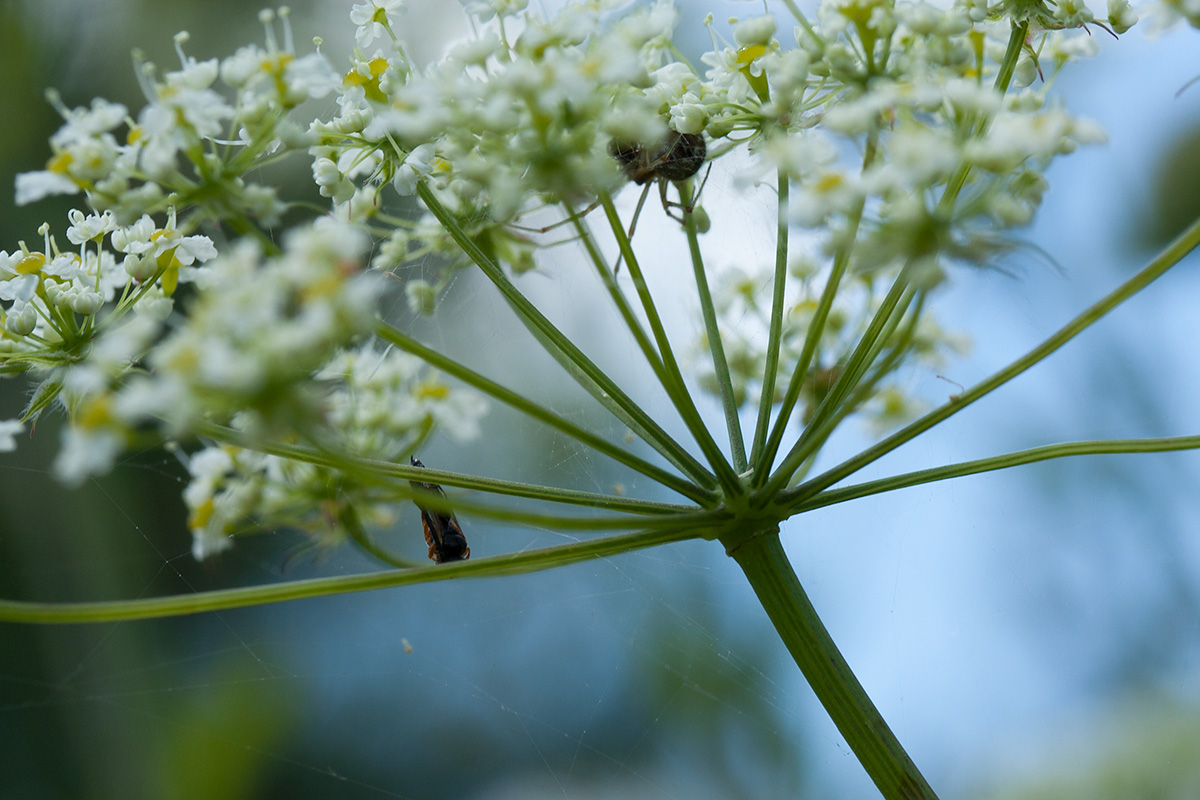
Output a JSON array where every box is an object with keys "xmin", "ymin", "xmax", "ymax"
[
  {"xmin": 608, "ymin": 131, "xmax": 707, "ymax": 187},
  {"xmin": 605, "ymin": 131, "xmax": 710, "ymax": 273},
  {"xmin": 507, "ymin": 130, "xmax": 708, "ymax": 272},
  {"xmin": 408, "ymin": 457, "xmax": 471, "ymax": 563}
]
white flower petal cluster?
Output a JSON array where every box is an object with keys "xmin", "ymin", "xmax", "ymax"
[
  {"xmin": 111, "ymin": 220, "xmax": 380, "ymax": 438},
  {"xmin": 312, "ymin": 0, "xmax": 682, "ymax": 230},
  {"xmin": 0, "ymin": 210, "xmax": 212, "ymax": 378},
  {"xmin": 15, "ymin": 12, "xmax": 335, "ymax": 229},
  {"xmin": 15, "ymin": 97, "xmax": 128, "ymax": 206}
]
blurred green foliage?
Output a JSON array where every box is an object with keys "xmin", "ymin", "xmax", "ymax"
[{"xmin": 978, "ymin": 698, "xmax": 1200, "ymax": 800}]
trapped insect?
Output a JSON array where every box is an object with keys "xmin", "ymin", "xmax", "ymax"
[
  {"xmin": 607, "ymin": 130, "xmax": 708, "ymax": 223},
  {"xmin": 408, "ymin": 457, "xmax": 471, "ymax": 563}
]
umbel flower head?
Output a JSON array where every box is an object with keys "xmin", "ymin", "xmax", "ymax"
[{"xmin": 3, "ymin": 0, "xmax": 1136, "ymax": 554}]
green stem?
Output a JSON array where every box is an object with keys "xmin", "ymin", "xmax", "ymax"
[
  {"xmin": 937, "ymin": 21, "xmax": 1029, "ymax": 214},
  {"xmin": 788, "ymin": 434, "xmax": 1200, "ymax": 514},
  {"xmin": 0, "ymin": 524, "xmax": 710, "ymax": 625},
  {"xmin": 417, "ymin": 183, "xmax": 716, "ymax": 490},
  {"xmin": 686, "ymin": 194, "xmax": 748, "ymax": 473},
  {"xmin": 993, "ymin": 21, "xmax": 1029, "ymax": 94},
  {"xmin": 792, "ymin": 214, "xmax": 1200, "ymax": 503},
  {"xmin": 567, "ymin": 201, "xmax": 668, "ymax": 382},
  {"xmin": 600, "ymin": 195, "xmax": 745, "ymax": 497},
  {"xmin": 755, "ymin": 133, "xmax": 876, "ymax": 486},
  {"xmin": 749, "ymin": 171, "xmax": 791, "ymax": 468},
  {"xmin": 372, "ymin": 322, "xmax": 712, "ymax": 504},
  {"xmin": 194, "ymin": 421, "xmax": 705, "ymax": 516},
  {"xmin": 778, "ymin": 0, "xmax": 823, "ymax": 46},
  {"xmin": 727, "ymin": 531, "xmax": 940, "ymax": 800},
  {"xmin": 763, "ymin": 274, "xmax": 915, "ymax": 498},
  {"xmin": 341, "ymin": 504, "xmax": 422, "ymax": 569}
]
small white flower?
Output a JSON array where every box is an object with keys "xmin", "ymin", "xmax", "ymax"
[
  {"xmin": 0, "ymin": 419, "xmax": 24, "ymax": 452},
  {"xmin": 0, "ymin": 273, "xmax": 39, "ymax": 303},
  {"xmin": 111, "ymin": 215, "xmax": 158, "ymax": 256},
  {"xmin": 53, "ymin": 426, "xmax": 124, "ymax": 486},
  {"xmin": 65, "ymin": 209, "xmax": 117, "ymax": 245},
  {"xmin": 669, "ymin": 93, "xmax": 708, "ymax": 135},
  {"xmin": 351, "ymin": 0, "xmax": 406, "ymax": 47},
  {"xmin": 14, "ymin": 171, "xmax": 81, "ymax": 206},
  {"xmin": 4, "ymin": 302, "xmax": 38, "ymax": 337},
  {"xmin": 733, "ymin": 15, "xmax": 777, "ymax": 46},
  {"xmin": 392, "ymin": 144, "xmax": 435, "ymax": 196}
]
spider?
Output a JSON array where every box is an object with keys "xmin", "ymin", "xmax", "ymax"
[
  {"xmin": 508, "ymin": 129, "xmax": 711, "ymax": 271},
  {"xmin": 607, "ymin": 129, "xmax": 708, "ymax": 221},
  {"xmin": 604, "ymin": 130, "xmax": 710, "ymax": 270}
]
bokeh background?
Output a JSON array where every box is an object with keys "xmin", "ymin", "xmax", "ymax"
[{"xmin": 2, "ymin": 1, "xmax": 1200, "ymax": 798}]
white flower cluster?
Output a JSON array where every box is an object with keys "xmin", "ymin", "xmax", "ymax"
[
  {"xmin": 108, "ymin": 221, "xmax": 380, "ymax": 436},
  {"xmin": 15, "ymin": 9, "xmax": 338, "ymax": 228},
  {"xmin": 42, "ymin": 220, "xmax": 378, "ymax": 483},
  {"xmin": 2, "ymin": 4, "xmax": 498, "ymax": 564},
  {"xmin": 183, "ymin": 342, "xmax": 488, "ymax": 560},
  {"xmin": 0, "ymin": 208, "xmax": 213, "ymax": 376},
  {"xmin": 5, "ymin": 0, "xmax": 1195, "ymax": 564},
  {"xmin": 304, "ymin": 0, "xmax": 1133, "ymax": 301},
  {"xmin": 310, "ymin": 0, "xmax": 687, "ymax": 279},
  {"xmin": 24, "ymin": 213, "xmax": 487, "ymax": 563}
]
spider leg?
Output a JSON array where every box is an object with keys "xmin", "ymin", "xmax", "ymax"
[
  {"xmin": 662, "ymin": 163, "xmax": 713, "ymax": 224},
  {"xmin": 506, "ymin": 198, "xmax": 603, "ymax": 235},
  {"xmin": 614, "ymin": 181, "xmax": 653, "ymax": 274}
]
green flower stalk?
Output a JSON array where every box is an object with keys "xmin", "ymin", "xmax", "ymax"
[{"xmin": 2, "ymin": 0, "xmax": 1200, "ymax": 797}]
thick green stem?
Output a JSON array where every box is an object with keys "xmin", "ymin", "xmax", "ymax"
[{"xmin": 727, "ymin": 531, "xmax": 940, "ymax": 800}]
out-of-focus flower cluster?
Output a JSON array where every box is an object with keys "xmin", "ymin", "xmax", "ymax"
[
  {"xmin": 183, "ymin": 342, "xmax": 487, "ymax": 560},
  {"xmin": 697, "ymin": 258, "xmax": 966, "ymax": 432},
  {"xmin": 16, "ymin": 9, "xmax": 338, "ymax": 228}
]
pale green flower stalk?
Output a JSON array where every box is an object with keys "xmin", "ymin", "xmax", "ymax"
[{"xmin": 2, "ymin": 0, "xmax": 1199, "ymax": 797}]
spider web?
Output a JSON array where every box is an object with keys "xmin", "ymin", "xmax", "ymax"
[{"xmin": 5, "ymin": 4, "xmax": 1200, "ymax": 800}]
